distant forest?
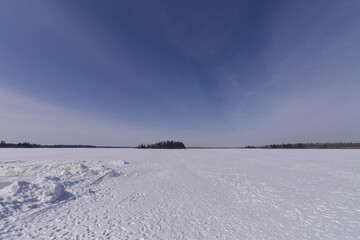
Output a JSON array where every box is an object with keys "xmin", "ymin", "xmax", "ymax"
[
  {"xmin": 2, "ymin": 140, "xmax": 360, "ymax": 149},
  {"xmin": 0, "ymin": 140, "xmax": 96, "ymax": 148},
  {"xmin": 247, "ymin": 143, "xmax": 360, "ymax": 149},
  {"xmin": 138, "ymin": 141, "xmax": 186, "ymax": 149},
  {"xmin": 0, "ymin": 141, "xmax": 39, "ymax": 148}
]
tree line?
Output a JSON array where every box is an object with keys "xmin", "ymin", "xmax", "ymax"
[
  {"xmin": 0, "ymin": 140, "xmax": 39, "ymax": 148},
  {"xmin": 137, "ymin": 141, "xmax": 186, "ymax": 149},
  {"xmin": 246, "ymin": 142, "xmax": 360, "ymax": 149},
  {"xmin": 0, "ymin": 140, "xmax": 95, "ymax": 148}
]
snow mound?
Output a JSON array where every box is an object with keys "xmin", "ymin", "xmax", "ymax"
[
  {"xmin": 0, "ymin": 179, "xmax": 66, "ymax": 202},
  {"xmin": 37, "ymin": 177, "xmax": 67, "ymax": 203},
  {"xmin": 0, "ymin": 180, "xmax": 29, "ymax": 196},
  {"xmin": 0, "ymin": 162, "xmax": 126, "ymax": 219},
  {"xmin": 0, "ymin": 178, "xmax": 71, "ymax": 218}
]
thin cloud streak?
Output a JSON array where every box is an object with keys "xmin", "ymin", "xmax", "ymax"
[
  {"xmin": 215, "ymin": 1, "xmax": 360, "ymax": 145},
  {"xmin": 0, "ymin": 87, "xmax": 166, "ymax": 146}
]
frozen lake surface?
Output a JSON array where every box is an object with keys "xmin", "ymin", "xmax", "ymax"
[{"xmin": 0, "ymin": 149, "xmax": 359, "ymax": 239}]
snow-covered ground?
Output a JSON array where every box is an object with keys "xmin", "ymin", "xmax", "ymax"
[{"xmin": 0, "ymin": 149, "xmax": 359, "ymax": 239}]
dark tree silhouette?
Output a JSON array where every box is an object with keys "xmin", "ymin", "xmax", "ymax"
[
  {"xmin": 261, "ymin": 142, "xmax": 360, "ymax": 149},
  {"xmin": 0, "ymin": 140, "xmax": 38, "ymax": 148},
  {"xmin": 0, "ymin": 140, "xmax": 93, "ymax": 148},
  {"xmin": 137, "ymin": 141, "xmax": 186, "ymax": 149}
]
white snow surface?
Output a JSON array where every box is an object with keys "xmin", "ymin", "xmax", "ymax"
[{"xmin": 0, "ymin": 148, "xmax": 359, "ymax": 239}]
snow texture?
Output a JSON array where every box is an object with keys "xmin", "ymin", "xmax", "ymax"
[{"xmin": 0, "ymin": 149, "xmax": 359, "ymax": 239}]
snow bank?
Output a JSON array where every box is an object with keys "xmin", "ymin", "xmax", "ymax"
[
  {"xmin": 0, "ymin": 179, "xmax": 67, "ymax": 203},
  {"xmin": 0, "ymin": 178, "xmax": 69, "ymax": 218},
  {"xmin": 0, "ymin": 161, "xmax": 127, "ymax": 219},
  {"xmin": 1, "ymin": 163, "xmax": 98, "ymax": 178}
]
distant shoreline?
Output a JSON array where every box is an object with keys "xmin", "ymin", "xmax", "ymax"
[{"xmin": 1, "ymin": 141, "xmax": 360, "ymax": 149}]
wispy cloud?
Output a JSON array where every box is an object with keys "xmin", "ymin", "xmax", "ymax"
[
  {"xmin": 215, "ymin": 1, "xmax": 360, "ymax": 145},
  {"xmin": 0, "ymin": 86, "xmax": 166, "ymax": 145}
]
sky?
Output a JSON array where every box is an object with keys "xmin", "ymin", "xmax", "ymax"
[{"xmin": 1, "ymin": 0, "xmax": 360, "ymax": 147}]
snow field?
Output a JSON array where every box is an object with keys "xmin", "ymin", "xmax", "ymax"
[{"xmin": 0, "ymin": 149, "xmax": 359, "ymax": 239}]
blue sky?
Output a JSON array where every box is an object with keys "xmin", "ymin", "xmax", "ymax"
[{"xmin": 1, "ymin": 0, "xmax": 360, "ymax": 146}]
